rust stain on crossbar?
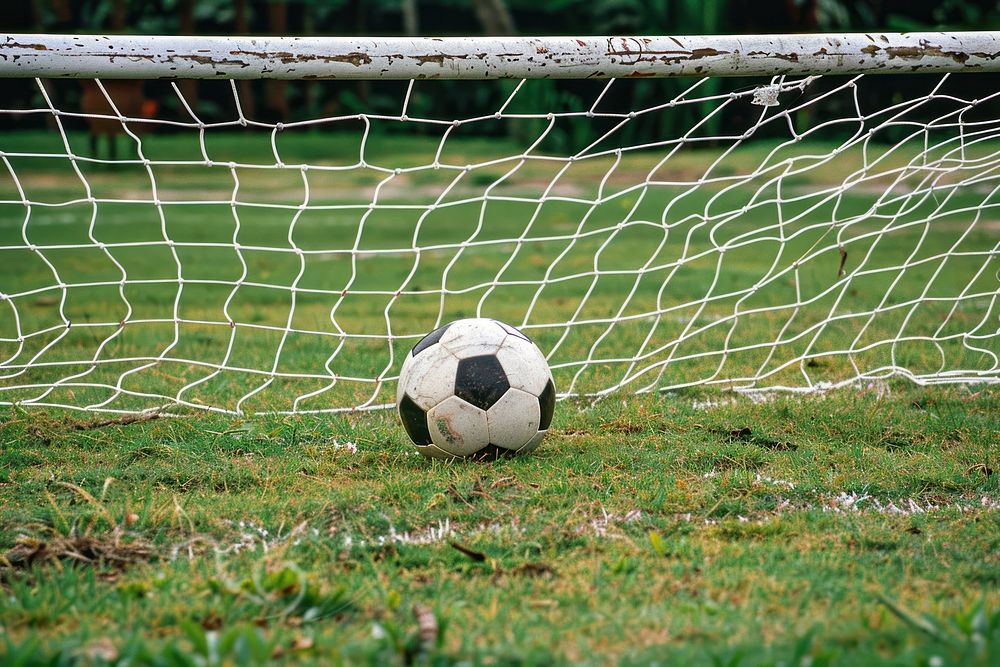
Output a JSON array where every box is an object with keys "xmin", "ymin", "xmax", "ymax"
[
  {"xmin": 4, "ymin": 40, "xmax": 50, "ymax": 51},
  {"xmin": 859, "ymin": 43, "xmax": 983, "ymax": 65},
  {"xmin": 230, "ymin": 49, "xmax": 373, "ymax": 66}
]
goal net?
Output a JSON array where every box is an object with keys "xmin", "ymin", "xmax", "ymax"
[{"xmin": 0, "ymin": 33, "xmax": 998, "ymax": 415}]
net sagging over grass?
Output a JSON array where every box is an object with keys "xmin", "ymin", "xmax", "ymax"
[{"xmin": 0, "ymin": 71, "xmax": 998, "ymax": 415}]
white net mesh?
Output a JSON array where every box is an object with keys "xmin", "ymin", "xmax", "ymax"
[{"xmin": 0, "ymin": 71, "xmax": 997, "ymax": 414}]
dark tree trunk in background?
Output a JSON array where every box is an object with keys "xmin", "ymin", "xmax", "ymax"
[
  {"xmin": 783, "ymin": 0, "xmax": 818, "ymax": 30},
  {"xmin": 234, "ymin": 0, "xmax": 256, "ymax": 121},
  {"xmin": 350, "ymin": 0, "xmax": 370, "ymax": 104},
  {"xmin": 303, "ymin": 3, "xmax": 319, "ymax": 119},
  {"xmin": 30, "ymin": 0, "xmax": 46, "ymax": 29},
  {"xmin": 476, "ymin": 0, "xmax": 517, "ymax": 143},
  {"xmin": 44, "ymin": 0, "xmax": 75, "ymax": 130},
  {"xmin": 266, "ymin": 1, "xmax": 290, "ymax": 122},
  {"xmin": 783, "ymin": 0, "xmax": 819, "ymax": 136},
  {"xmin": 110, "ymin": 0, "xmax": 127, "ymax": 30},
  {"xmin": 473, "ymin": 0, "xmax": 516, "ymax": 35},
  {"xmin": 402, "ymin": 0, "xmax": 419, "ymax": 36},
  {"xmin": 234, "ymin": 0, "xmax": 248, "ymax": 32},
  {"xmin": 179, "ymin": 1, "xmax": 195, "ymax": 37},
  {"xmin": 177, "ymin": 0, "xmax": 198, "ymax": 114},
  {"xmin": 49, "ymin": 0, "xmax": 72, "ymax": 29}
]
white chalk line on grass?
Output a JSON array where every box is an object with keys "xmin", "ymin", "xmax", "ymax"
[
  {"xmin": 823, "ymin": 492, "xmax": 1000, "ymax": 515},
  {"xmin": 685, "ymin": 379, "xmax": 898, "ymax": 410},
  {"xmin": 168, "ymin": 516, "xmax": 524, "ymax": 560},
  {"xmin": 674, "ymin": 493, "xmax": 1000, "ymax": 528},
  {"xmin": 165, "ymin": 441, "xmax": 997, "ymax": 554},
  {"xmin": 171, "ymin": 493, "xmax": 1000, "ymax": 560}
]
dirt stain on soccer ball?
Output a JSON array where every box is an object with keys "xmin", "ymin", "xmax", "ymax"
[{"xmin": 435, "ymin": 417, "xmax": 459, "ymax": 445}]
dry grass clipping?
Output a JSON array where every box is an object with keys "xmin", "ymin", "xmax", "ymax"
[
  {"xmin": 4, "ymin": 525, "xmax": 154, "ymax": 571},
  {"xmin": 2, "ymin": 480, "xmax": 155, "ymax": 572}
]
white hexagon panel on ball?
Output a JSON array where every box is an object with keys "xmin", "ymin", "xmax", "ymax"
[
  {"xmin": 426, "ymin": 395, "xmax": 491, "ymax": 457},
  {"xmin": 439, "ymin": 318, "xmax": 508, "ymax": 359},
  {"xmin": 399, "ymin": 341, "xmax": 459, "ymax": 411},
  {"xmin": 486, "ymin": 387, "xmax": 540, "ymax": 451},
  {"xmin": 494, "ymin": 335, "xmax": 551, "ymax": 396}
]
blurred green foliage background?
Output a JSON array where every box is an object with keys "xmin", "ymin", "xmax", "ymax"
[{"xmin": 7, "ymin": 0, "xmax": 999, "ymax": 37}]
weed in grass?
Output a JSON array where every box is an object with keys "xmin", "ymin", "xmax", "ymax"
[
  {"xmin": 2, "ymin": 481, "xmax": 155, "ymax": 575},
  {"xmin": 3, "ymin": 525, "xmax": 153, "ymax": 573}
]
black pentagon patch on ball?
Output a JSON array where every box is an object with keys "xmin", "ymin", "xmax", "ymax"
[
  {"xmin": 398, "ymin": 394, "xmax": 432, "ymax": 445},
  {"xmin": 469, "ymin": 444, "xmax": 518, "ymax": 461},
  {"xmin": 411, "ymin": 323, "xmax": 451, "ymax": 356},
  {"xmin": 538, "ymin": 379, "xmax": 555, "ymax": 430},
  {"xmin": 455, "ymin": 355, "xmax": 509, "ymax": 410}
]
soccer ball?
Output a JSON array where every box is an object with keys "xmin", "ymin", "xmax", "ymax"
[{"xmin": 396, "ymin": 318, "xmax": 555, "ymax": 460}]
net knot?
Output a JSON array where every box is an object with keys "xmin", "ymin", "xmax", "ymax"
[{"xmin": 752, "ymin": 85, "xmax": 781, "ymax": 107}]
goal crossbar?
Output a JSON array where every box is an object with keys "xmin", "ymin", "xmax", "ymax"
[{"xmin": 2, "ymin": 32, "xmax": 1000, "ymax": 80}]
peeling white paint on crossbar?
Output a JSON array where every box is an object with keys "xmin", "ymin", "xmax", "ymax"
[{"xmin": 1, "ymin": 32, "xmax": 999, "ymax": 80}]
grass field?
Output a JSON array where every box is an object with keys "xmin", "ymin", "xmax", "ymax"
[
  {"xmin": 0, "ymin": 386, "xmax": 997, "ymax": 665},
  {"xmin": 0, "ymin": 123, "xmax": 998, "ymax": 665}
]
